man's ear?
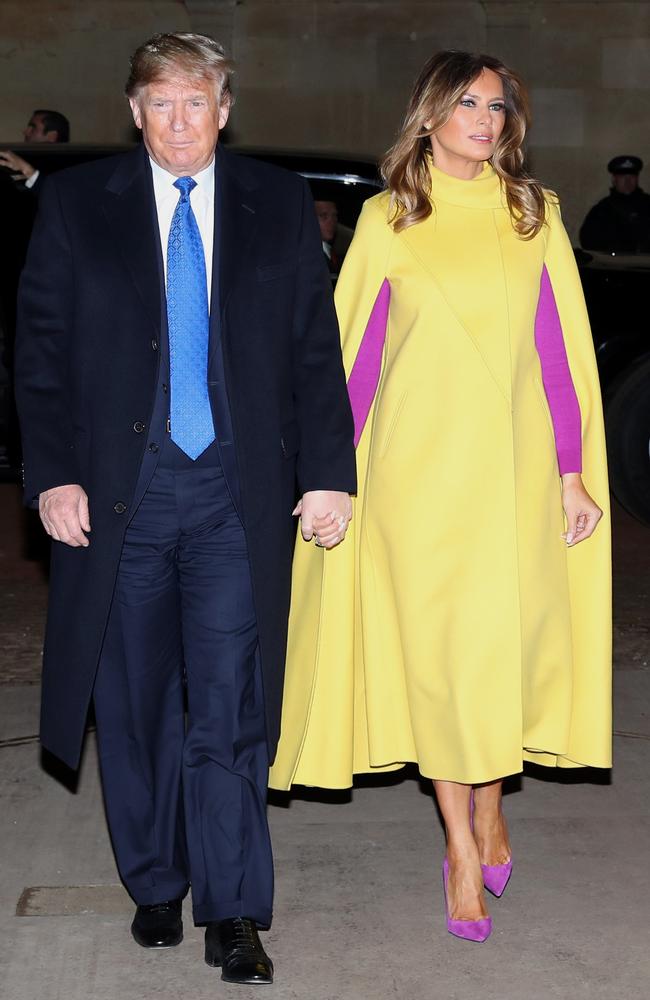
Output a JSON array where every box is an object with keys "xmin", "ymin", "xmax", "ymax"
[
  {"xmin": 129, "ymin": 97, "xmax": 143, "ymax": 130},
  {"xmin": 218, "ymin": 98, "xmax": 230, "ymax": 131},
  {"xmin": 44, "ymin": 131, "xmax": 59, "ymax": 144}
]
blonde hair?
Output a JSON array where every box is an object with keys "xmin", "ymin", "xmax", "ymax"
[
  {"xmin": 381, "ymin": 50, "xmax": 546, "ymax": 238},
  {"xmin": 125, "ymin": 32, "xmax": 235, "ymax": 104}
]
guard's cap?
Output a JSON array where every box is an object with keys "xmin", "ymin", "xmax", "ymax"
[{"xmin": 608, "ymin": 155, "xmax": 642, "ymax": 175}]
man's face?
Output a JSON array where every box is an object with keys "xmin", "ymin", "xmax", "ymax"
[
  {"xmin": 315, "ymin": 201, "xmax": 338, "ymax": 243},
  {"xmin": 612, "ymin": 173, "xmax": 639, "ymax": 195},
  {"xmin": 130, "ymin": 74, "xmax": 229, "ymax": 177},
  {"xmin": 23, "ymin": 113, "xmax": 57, "ymax": 143}
]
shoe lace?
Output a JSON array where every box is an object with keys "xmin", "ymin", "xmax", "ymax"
[{"xmin": 228, "ymin": 918, "xmax": 260, "ymax": 958}]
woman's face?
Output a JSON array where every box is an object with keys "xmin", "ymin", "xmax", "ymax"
[{"xmin": 429, "ymin": 68, "xmax": 506, "ymax": 175}]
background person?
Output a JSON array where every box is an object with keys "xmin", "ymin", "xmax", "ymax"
[
  {"xmin": 0, "ymin": 109, "xmax": 70, "ymax": 469},
  {"xmin": 271, "ymin": 50, "xmax": 611, "ymax": 945},
  {"xmin": 580, "ymin": 155, "xmax": 650, "ymax": 253},
  {"xmin": 15, "ymin": 33, "xmax": 354, "ymax": 985},
  {"xmin": 0, "ymin": 109, "xmax": 70, "ymax": 189},
  {"xmin": 315, "ymin": 198, "xmax": 343, "ymax": 275}
]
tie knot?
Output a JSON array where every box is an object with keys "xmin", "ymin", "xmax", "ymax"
[{"xmin": 174, "ymin": 176, "xmax": 197, "ymax": 200}]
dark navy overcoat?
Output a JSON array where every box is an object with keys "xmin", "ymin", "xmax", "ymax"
[{"xmin": 15, "ymin": 145, "xmax": 356, "ymax": 769}]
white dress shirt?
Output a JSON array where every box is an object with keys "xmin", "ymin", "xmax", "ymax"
[{"xmin": 149, "ymin": 156, "xmax": 215, "ymax": 308}]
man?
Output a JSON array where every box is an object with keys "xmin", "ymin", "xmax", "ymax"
[
  {"xmin": 0, "ymin": 109, "xmax": 70, "ymax": 190},
  {"xmin": 580, "ymin": 155, "xmax": 650, "ymax": 254},
  {"xmin": 15, "ymin": 33, "xmax": 355, "ymax": 986},
  {"xmin": 315, "ymin": 198, "xmax": 343, "ymax": 276}
]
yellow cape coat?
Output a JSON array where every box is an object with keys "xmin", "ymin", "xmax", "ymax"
[{"xmin": 270, "ymin": 164, "xmax": 611, "ymax": 789}]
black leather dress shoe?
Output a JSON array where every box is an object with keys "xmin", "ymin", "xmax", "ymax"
[
  {"xmin": 205, "ymin": 918, "xmax": 273, "ymax": 984},
  {"xmin": 131, "ymin": 899, "xmax": 183, "ymax": 949}
]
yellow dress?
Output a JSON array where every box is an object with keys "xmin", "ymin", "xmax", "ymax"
[{"xmin": 270, "ymin": 163, "xmax": 611, "ymax": 789}]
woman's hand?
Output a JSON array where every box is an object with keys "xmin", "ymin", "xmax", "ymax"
[
  {"xmin": 293, "ymin": 491, "xmax": 352, "ymax": 549},
  {"xmin": 561, "ymin": 473, "xmax": 602, "ymax": 546}
]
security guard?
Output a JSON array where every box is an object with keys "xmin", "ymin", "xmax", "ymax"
[{"xmin": 580, "ymin": 156, "xmax": 650, "ymax": 253}]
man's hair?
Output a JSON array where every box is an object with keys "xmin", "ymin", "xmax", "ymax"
[
  {"xmin": 125, "ymin": 32, "xmax": 234, "ymax": 103},
  {"xmin": 33, "ymin": 109, "xmax": 70, "ymax": 142}
]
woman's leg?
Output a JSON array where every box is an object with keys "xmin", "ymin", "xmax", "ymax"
[
  {"xmin": 472, "ymin": 780, "xmax": 512, "ymax": 866},
  {"xmin": 433, "ymin": 780, "xmax": 488, "ymax": 921}
]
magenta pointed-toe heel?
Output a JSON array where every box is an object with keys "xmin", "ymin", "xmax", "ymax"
[
  {"xmin": 470, "ymin": 791, "xmax": 513, "ymax": 898},
  {"xmin": 442, "ymin": 858, "xmax": 492, "ymax": 943},
  {"xmin": 481, "ymin": 858, "xmax": 513, "ymax": 898}
]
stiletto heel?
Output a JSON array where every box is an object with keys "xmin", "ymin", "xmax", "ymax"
[
  {"xmin": 442, "ymin": 858, "xmax": 492, "ymax": 942},
  {"xmin": 470, "ymin": 790, "xmax": 513, "ymax": 897}
]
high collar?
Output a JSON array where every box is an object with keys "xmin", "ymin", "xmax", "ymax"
[{"xmin": 428, "ymin": 158, "xmax": 505, "ymax": 209}]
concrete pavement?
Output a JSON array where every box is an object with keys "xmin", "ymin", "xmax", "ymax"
[{"xmin": 1, "ymin": 485, "xmax": 649, "ymax": 1000}]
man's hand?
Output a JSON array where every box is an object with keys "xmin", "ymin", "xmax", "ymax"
[
  {"xmin": 561, "ymin": 473, "xmax": 602, "ymax": 547},
  {"xmin": 0, "ymin": 150, "xmax": 36, "ymax": 182},
  {"xmin": 39, "ymin": 484, "xmax": 91, "ymax": 548},
  {"xmin": 293, "ymin": 490, "xmax": 352, "ymax": 549}
]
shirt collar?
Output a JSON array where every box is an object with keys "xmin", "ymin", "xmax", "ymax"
[{"xmin": 149, "ymin": 155, "xmax": 215, "ymax": 202}]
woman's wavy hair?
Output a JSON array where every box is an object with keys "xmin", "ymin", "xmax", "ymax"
[{"xmin": 381, "ymin": 50, "xmax": 547, "ymax": 238}]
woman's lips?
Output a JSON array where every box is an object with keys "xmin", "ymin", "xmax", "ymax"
[{"xmin": 469, "ymin": 134, "xmax": 494, "ymax": 143}]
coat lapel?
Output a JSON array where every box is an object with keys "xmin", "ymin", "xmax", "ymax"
[
  {"xmin": 215, "ymin": 146, "xmax": 259, "ymax": 329},
  {"xmin": 102, "ymin": 146, "xmax": 164, "ymax": 335}
]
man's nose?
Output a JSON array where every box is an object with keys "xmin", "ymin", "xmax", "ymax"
[{"xmin": 170, "ymin": 105, "xmax": 188, "ymax": 132}]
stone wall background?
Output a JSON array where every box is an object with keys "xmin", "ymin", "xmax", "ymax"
[{"xmin": 1, "ymin": 0, "xmax": 649, "ymax": 239}]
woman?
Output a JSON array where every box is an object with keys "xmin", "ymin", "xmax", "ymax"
[{"xmin": 271, "ymin": 51, "xmax": 611, "ymax": 942}]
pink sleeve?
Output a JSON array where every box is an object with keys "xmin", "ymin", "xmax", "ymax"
[
  {"xmin": 347, "ymin": 278, "xmax": 390, "ymax": 447},
  {"xmin": 534, "ymin": 265, "xmax": 582, "ymax": 474}
]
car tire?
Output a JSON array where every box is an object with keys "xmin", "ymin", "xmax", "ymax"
[{"xmin": 605, "ymin": 356, "xmax": 650, "ymax": 526}]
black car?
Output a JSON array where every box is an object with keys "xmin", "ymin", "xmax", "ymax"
[
  {"xmin": 2, "ymin": 144, "xmax": 649, "ymax": 524},
  {"xmin": 575, "ymin": 248, "xmax": 650, "ymax": 524}
]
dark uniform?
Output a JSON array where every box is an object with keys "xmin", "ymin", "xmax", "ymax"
[{"xmin": 580, "ymin": 156, "xmax": 650, "ymax": 254}]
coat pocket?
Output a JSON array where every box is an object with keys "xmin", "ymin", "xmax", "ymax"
[
  {"xmin": 376, "ymin": 391, "xmax": 408, "ymax": 458},
  {"xmin": 533, "ymin": 377, "xmax": 555, "ymax": 439},
  {"xmin": 257, "ymin": 259, "xmax": 297, "ymax": 282}
]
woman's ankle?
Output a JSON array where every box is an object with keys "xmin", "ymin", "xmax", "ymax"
[{"xmin": 446, "ymin": 833, "xmax": 481, "ymax": 864}]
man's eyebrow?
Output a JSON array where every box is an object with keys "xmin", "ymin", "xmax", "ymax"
[{"xmin": 149, "ymin": 93, "xmax": 209, "ymax": 100}]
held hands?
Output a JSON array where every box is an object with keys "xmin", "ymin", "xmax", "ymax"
[
  {"xmin": 0, "ymin": 150, "xmax": 36, "ymax": 182},
  {"xmin": 561, "ymin": 473, "xmax": 602, "ymax": 546},
  {"xmin": 293, "ymin": 490, "xmax": 352, "ymax": 549},
  {"xmin": 39, "ymin": 484, "xmax": 91, "ymax": 548}
]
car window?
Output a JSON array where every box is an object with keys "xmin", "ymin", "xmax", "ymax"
[{"xmin": 300, "ymin": 174, "xmax": 382, "ymax": 230}]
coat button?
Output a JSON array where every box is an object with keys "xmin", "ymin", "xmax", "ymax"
[
  {"xmin": 113, "ymin": 502, "xmax": 127, "ymax": 514},
  {"xmin": 148, "ymin": 442, "xmax": 159, "ymax": 453},
  {"xmin": 133, "ymin": 421, "xmax": 145, "ymax": 433},
  {"xmin": 151, "ymin": 339, "xmax": 158, "ymax": 351}
]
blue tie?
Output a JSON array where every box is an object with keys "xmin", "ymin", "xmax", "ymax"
[{"xmin": 166, "ymin": 176, "xmax": 215, "ymax": 459}]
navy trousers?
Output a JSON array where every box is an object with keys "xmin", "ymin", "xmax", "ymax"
[{"xmin": 93, "ymin": 460, "xmax": 273, "ymax": 926}]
